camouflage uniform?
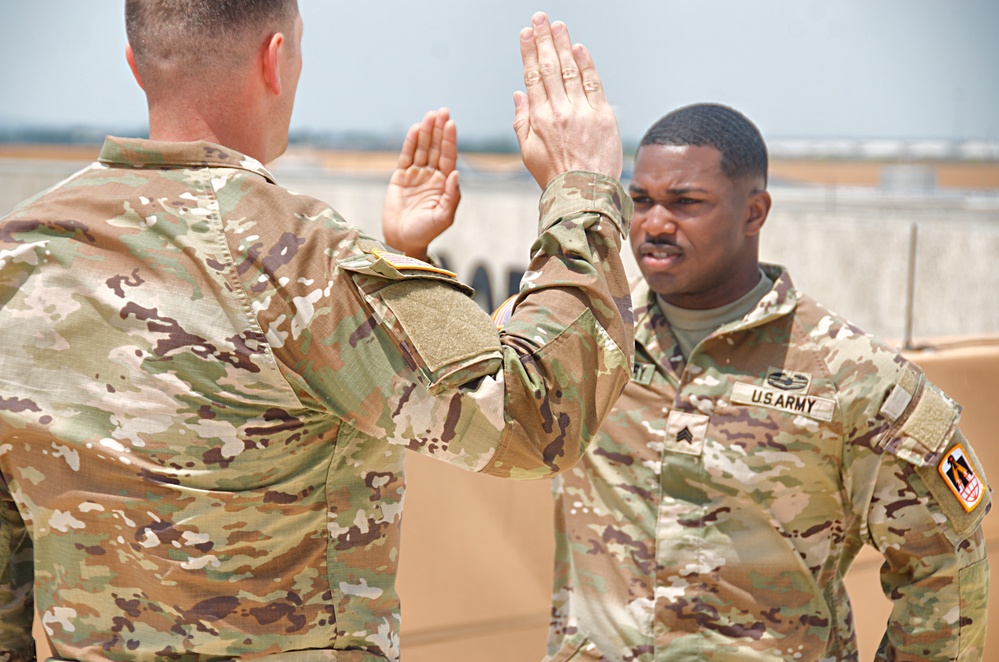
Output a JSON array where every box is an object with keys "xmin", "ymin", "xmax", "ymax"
[
  {"xmin": 546, "ymin": 265, "xmax": 990, "ymax": 661},
  {"xmin": 0, "ymin": 137, "xmax": 633, "ymax": 661}
]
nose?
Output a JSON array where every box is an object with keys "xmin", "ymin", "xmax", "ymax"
[{"xmin": 640, "ymin": 202, "xmax": 676, "ymax": 235}]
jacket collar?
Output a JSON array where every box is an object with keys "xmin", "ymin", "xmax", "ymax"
[
  {"xmin": 98, "ymin": 136, "xmax": 276, "ymax": 184},
  {"xmin": 632, "ymin": 264, "xmax": 798, "ymax": 373}
]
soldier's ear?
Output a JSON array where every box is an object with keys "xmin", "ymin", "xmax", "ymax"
[
  {"xmin": 261, "ymin": 31, "xmax": 286, "ymax": 96},
  {"xmin": 125, "ymin": 43, "xmax": 144, "ymax": 91},
  {"xmin": 744, "ymin": 189, "xmax": 771, "ymax": 237}
]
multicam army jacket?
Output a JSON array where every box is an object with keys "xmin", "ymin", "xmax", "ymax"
[
  {"xmin": 546, "ymin": 265, "xmax": 990, "ymax": 662},
  {"xmin": 0, "ymin": 137, "xmax": 633, "ymax": 661}
]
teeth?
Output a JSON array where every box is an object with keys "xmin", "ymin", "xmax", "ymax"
[{"xmin": 645, "ymin": 249, "xmax": 678, "ymax": 259}]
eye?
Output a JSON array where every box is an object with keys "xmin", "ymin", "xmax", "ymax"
[
  {"xmin": 630, "ymin": 195, "xmax": 652, "ymax": 208},
  {"xmin": 677, "ymin": 197, "xmax": 700, "ymax": 205}
]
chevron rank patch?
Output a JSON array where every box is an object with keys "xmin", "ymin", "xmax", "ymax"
[
  {"xmin": 938, "ymin": 444, "xmax": 985, "ymax": 512},
  {"xmin": 665, "ymin": 410, "xmax": 709, "ymax": 456}
]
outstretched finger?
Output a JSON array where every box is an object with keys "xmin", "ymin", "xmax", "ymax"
[
  {"xmin": 413, "ymin": 110, "xmax": 436, "ymax": 167},
  {"xmin": 551, "ymin": 21, "xmax": 583, "ymax": 103},
  {"xmin": 520, "ymin": 24, "xmax": 546, "ymax": 113},
  {"xmin": 573, "ymin": 43, "xmax": 609, "ymax": 110},
  {"xmin": 531, "ymin": 12, "xmax": 567, "ymax": 106},
  {"xmin": 426, "ymin": 108, "xmax": 449, "ymax": 170},
  {"xmin": 438, "ymin": 117, "xmax": 458, "ymax": 176},
  {"xmin": 396, "ymin": 123, "xmax": 420, "ymax": 170}
]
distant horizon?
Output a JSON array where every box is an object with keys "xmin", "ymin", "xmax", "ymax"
[{"xmin": 3, "ymin": 123, "xmax": 998, "ymax": 162}]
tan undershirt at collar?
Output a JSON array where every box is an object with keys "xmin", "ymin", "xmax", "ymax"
[{"xmin": 657, "ymin": 269, "xmax": 774, "ymax": 359}]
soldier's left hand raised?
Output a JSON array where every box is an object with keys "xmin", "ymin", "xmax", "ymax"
[{"xmin": 382, "ymin": 108, "xmax": 461, "ymax": 261}]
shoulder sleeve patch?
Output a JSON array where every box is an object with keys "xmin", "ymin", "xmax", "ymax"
[
  {"xmin": 937, "ymin": 443, "xmax": 986, "ymax": 512},
  {"xmin": 379, "ymin": 279, "xmax": 501, "ymax": 376},
  {"xmin": 338, "ymin": 247, "xmax": 501, "ymax": 390},
  {"xmin": 914, "ymin": 432, "xmax": 991, "ymax": 539}
]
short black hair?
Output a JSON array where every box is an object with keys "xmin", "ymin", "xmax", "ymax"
[
  {"xmin": 126, "ymin": 0, "xmax": 299, "ymax": 78},
  {"xmin": 639, "ymin": 103, "xmax": 768, "ymax": 186}
]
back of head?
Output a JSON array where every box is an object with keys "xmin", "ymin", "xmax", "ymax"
[
  {"xmin": 126, "ymin": 0, "xmax": 299, "ymax": 87},
  {"xmin": 640, "ymin": 103, "xmax": 768, "ymax": 186}
]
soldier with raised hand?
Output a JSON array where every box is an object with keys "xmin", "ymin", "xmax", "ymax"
[
  {"xmin": 541, "ymin": 104, "xmax": 990, "ymax": 661},
  {"xmin": 0, "ymin": 2, "xmax": 632, "ymax": 659}
]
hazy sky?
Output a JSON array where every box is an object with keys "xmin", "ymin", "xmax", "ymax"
[{"xmin": 2, "ymin": 0, "xmax": 997, "ymax": 144}]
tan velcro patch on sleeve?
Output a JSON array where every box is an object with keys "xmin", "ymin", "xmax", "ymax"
[
  {"xmin": 878, "ymin": 376, "xmax": 962, "ymax": 467},
  {"xmin": 379, "ymin": 279, "xmax": 501, "ymax": 375},
  {"xmin": 898, "ymin": 366, "xmax": 920, "ymax": 395},
  {"xmin": 880, "ymin": 367, "xmax": 921, "ymax": 422},
  {"xmin": 898, "ymin": 381, "xmax": 960, "ymax": 457}
]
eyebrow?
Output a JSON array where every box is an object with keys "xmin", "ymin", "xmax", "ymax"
[{"xmin": 628, "ymin": 184, "xmax": 710, "ymax": 195}]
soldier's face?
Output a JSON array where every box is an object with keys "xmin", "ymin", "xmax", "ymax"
[{"xmin": 628, "ymin": 144, "xmax": 769, "ymax": 310}]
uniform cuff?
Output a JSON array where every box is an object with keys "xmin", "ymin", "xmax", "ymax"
[{"xmin": 538, "ymin": 171, "xmax": 633, "ymax": 237}]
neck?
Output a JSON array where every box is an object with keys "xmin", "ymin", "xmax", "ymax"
[
  {"xmin": 144, "ymin": 85, "xmax": 274, "ymax": 163},
  {"xmin": 662, "ymin": 256, "xmax": 763, "ymax": 311}
]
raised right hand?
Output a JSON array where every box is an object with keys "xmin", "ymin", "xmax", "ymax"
[{"xmin": 513, "ymin": 12, "xmax": 623, "ymax": 189}]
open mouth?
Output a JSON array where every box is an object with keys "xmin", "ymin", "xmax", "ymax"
[{"xmin": 638, "ymin": 240, "xmax": 682, "ymax": 267}]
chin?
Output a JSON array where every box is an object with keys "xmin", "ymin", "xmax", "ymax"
[{"xmin": 643, "ymin": 275, "xmax": 684, "ymax": 299}]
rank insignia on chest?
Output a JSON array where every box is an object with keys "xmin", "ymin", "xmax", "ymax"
[
  {"xmin": 665, "ymin": 410, "xmax": 709, "ymax": 456},
  {"xmin": 632, "ymin": 362, "xmax": 655, "ymax": 385},
  {"xmin": 938, "ymin": 444, "xmax": 985, "ymax": 512}
]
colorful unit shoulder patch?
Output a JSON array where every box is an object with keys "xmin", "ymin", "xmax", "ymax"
[
  {"xmin": 372, "ymin": 248, "xmax": 457, "ymax": 278},
  {"xmin": 938, "ymin": 444, "xmax": 985, "ymax": 512}
]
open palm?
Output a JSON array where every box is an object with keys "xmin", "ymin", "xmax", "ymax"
[{"xmin": 382, "ymin": 108, "xmax": 461, "ymax": 260}]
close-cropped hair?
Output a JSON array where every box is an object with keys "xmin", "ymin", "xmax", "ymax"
[
  {"xmin": 126, "ymin": 0, "xmax": 299, "ymax": 77},
  {"xmin": 640, "ymin": 103, "xmax": 768, "ymax": 186}
]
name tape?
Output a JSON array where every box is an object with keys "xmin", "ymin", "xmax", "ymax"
[{"xmin": 731, "ymin": 382, "xmax": 836, "ymax": 422}]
